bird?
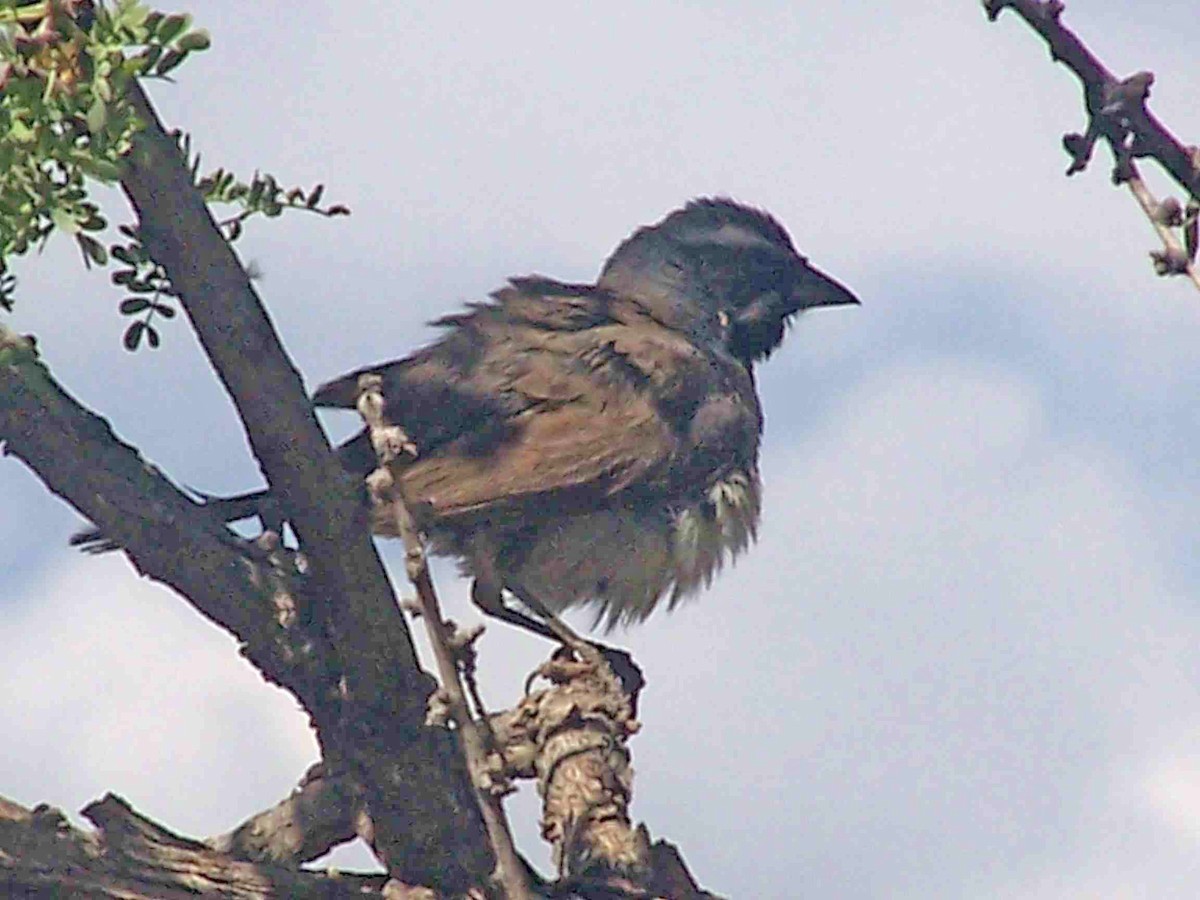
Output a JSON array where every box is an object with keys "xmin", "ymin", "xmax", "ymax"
[{"xmin": 78, "ymin": 198, "xmax": 859, "ymax": 633}]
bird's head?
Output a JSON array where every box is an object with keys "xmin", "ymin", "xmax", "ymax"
[{"xmin": 598, "ymin": 197, "xmax": 859, "ymax": 365}]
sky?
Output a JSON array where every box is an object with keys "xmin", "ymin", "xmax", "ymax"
[{"xmin": 4, "ymin": 2, "xmax": 1200, "ymax": 897}]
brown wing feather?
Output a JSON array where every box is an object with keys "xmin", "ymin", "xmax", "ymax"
[
  {"xmin": 324, "ymin": 279, "xmax": 745, "ymax": 524},
  {"xmin": 399, "ymin": 387, "xmax": 671, "ymax": 518}
]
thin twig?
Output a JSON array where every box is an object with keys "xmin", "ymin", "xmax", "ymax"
[
  {"xmin": 1121, "ymin": 162, "xmax": 1200, "ymax": 291},
  {"xmin": 355, "ymin": 374, "xmax": 534, "ymax": 900}
]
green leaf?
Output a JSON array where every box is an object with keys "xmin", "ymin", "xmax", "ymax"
[
  {"xmin": 74, "ymin": 155, "xmax": 123, "ymax": 182},
  {"xmin": 177, "ymin": 29, "xmax": 210, "ymax": 52},
  {"xmin": 145, "ymin": 324, "xmax": 160, "ymax": 348},
  {"xmin": 86, "ymin": 96, "xmax": 107, "ymax": 133},
  {"xmin": 78, "ymin": 234, "xmax": 108, "ymax": 266},
  {"xmin": 116, "ymin": 2, "xmax": 152, "ymax": 30},
  {"xmin": 138, "ymin": 44, "xmax": 163, "ymax": 73},
  {"xmin": 9, "ymin": 118, "xmax": 34, "ymax": 143},
  {"xmin": 78, "ymin": 208, "xmax": 107, "ymax": 231},
  {"xmin": 156, "ymin": 13, "xmax": 192, "ymax": 45},
  {"xmin": 123, "ymin": 320, "xmax": 146, "ymax": 350},
  {"xmin": 154, "ymin": 49, "xmax": 187, "ymax": 77},
  {"xmin": 120, "ymin": 296, "xmax": 151, "ymax": 314}
]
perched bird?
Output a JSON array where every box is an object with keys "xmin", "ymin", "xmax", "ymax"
[{"xmin": 80, "ymin": 199, "xmax": 859, "ymax": 632}]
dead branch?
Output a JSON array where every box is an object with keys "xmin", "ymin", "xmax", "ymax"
[
  {"xmin": 205, "ymin": 763, "xmax": 363, "ymax": 866},
  {"xmin": 113, "ymin": 81, "xmax": 496, "ymax": 887},
  {"xmin": 0, "ymin": 793, "xmax": 387, "ymax": 899},
  {"xmin": 0, "ymin": 324, "xmax": 492, "ymax": 889},
  {"xmin": 355, "ymin": 373, "xmax": 534, "ymax": 899},
  {"xmin": 983, "ymin": 0, "xmax": 1200, "ymax": 285}
]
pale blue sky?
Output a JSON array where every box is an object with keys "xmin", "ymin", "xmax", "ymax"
[{"xmin": 5, "ymin": 3, "xmax": 1200, "ymax": 897}]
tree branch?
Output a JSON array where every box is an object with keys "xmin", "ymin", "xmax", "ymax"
[
  {"xmin": 983, "ymin": 0, "xmax": 1200, "ymax": 284},
  {"xmin": 983, "ymin": 0, "xmax": 1200, "ymax": 196},
  {"xmin": 0, "ymin": 326, "xmax": 323, "ymax": 699},
  {"xmin": 205, "ymin": 764, "xmax": 363, "ymax": 866},
  {"xmin": 0, "ymin": 324, "xmax": 491, "ymax": 889},
  {"xmin": 0, "ymin": 793, "xmax": 388, "ymax": 899},
  {"xmin": 113, "ymin": 82, "xmax": 494, "ymax": 886}
]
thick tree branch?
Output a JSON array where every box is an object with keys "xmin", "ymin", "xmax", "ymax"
[
  {"xmin": 0, "ymin": 327, "xmax": 324, "ymax": 700},
  {"xmin": 0, "ymin": 793, "xmax": 388, "ymax": 899},
  {"xmin": 0, "ymin": 325, "xmax": 491, "ymax": 889},
  {"xmin": 119, "ymin": 82, "xmax": 424, "ymax": 715},
  {"xmin": 113, "ymin": 82, "xmax": 494, "ymax": 886},
  {"xmin": 205, "ymin": 764, "xmax": 363, "ymax": 866}
]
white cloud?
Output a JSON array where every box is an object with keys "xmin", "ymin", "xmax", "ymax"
[
  {"xmin": 1139, "ymin": 748, "xmax": 1200, "ymax": 842},
  {"xmin": 1, "ymin": 554, "xmax": 317, "ymax": 837},
  {"xmin": 607, "ymin": 358, "xmax": 1200, "ymax": 897}
]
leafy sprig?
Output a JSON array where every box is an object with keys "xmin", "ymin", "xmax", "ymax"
[{"xmin": 1, "ymin": 2, "xmax": 349, "ymax": 350}]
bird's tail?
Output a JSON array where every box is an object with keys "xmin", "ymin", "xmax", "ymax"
[
  {"xmin": 69, "ymin": 488, "xmax": 273, "ymax": 554},
  {"xmin": 70, "ymin": 429, "xmax": 376, "ymax": 553}
]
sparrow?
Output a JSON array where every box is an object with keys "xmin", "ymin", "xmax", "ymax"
[{"xmin": 78, "ymin": 199, "xmax": 859, "ymax": 632}]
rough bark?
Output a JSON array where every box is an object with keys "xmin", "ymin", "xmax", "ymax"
[
  {"xmin": 113, "ymin": 81, "xmax": 495, "ymax": 889},
  {"xmin": 205, "ymin": 764, "xmax": 363, "ymax": 866},
  {"xmin": 0, "ymin": 793, "xmax": 387, "ymax": 899}
]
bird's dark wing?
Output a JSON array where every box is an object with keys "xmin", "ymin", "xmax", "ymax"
[{"xmin": 316, "ymin": 279, "xmax": 738, "ymax": 523}]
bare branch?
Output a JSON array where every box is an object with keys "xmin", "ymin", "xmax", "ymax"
[
  {"xmin": 983, "ymin": 1, "xmax": 1200, "ymax": 287},
  {"xmin": 0, "ymin": 325, "xmax": 492, "ymax": 889},
  {"xmin": 356, "ymin": 374, "xmax": 534, "ymax": 899},
  {"xmin": 0, "ymin": 793, "xmax": 388, "ymax": 899},
  {"xmin": 1120, "ymin": 163, "xmax": 1200, "ymax": 289},
  {"xmin": 983, "ymin": 0, "xmax": 1200, "ymax": 197},
  {"xmin": 0, "ymin": 326, "xmax": 324, "ymax": 698},
  {"xmin": 205, "ymin": 764, "xmax": 363, "ymax": 866},
  {"xmin": 112, "ymin": 83, "xmax": 495, "ymax": 886}
]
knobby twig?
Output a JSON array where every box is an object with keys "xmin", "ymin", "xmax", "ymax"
[
  {"xmin": 983, "ymin": 0, "xmax": 1200, "ymax": 288},
  {"xmin": 354, "ymin": 374, "xmax": 533, "ymax": 900},
  {"xmin": 1116, "ymin": 160, "xmax": 1200, "ymax": 290}
]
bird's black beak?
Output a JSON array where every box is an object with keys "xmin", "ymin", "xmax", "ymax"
[{"xmin": 792, "ymin": 264, "xmax": 861, "ymax": 311}]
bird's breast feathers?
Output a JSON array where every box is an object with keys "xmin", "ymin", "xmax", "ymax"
[{"xmin": 494, "ymin": 465, "xmax": 762, "ymax": 630}]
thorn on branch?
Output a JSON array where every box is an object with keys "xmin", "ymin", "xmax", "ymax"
[
  {"xmin": 981, "ymin": 0, "xmax": 1009, "ymax": 23},
  {"xmin": 1063, "ymin": 131, "xmax": 1095, "ymax": 175}
]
